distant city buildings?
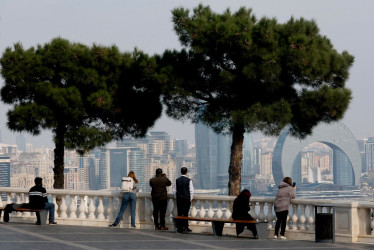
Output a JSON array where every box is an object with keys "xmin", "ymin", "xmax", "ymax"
[
  {"xmin": 272, "ymin": 122, "xmax": 361, "ymax": 187},
  {"xmin": 4, "ymin": 121, "xmax": 374, "ymax": 195},
  {"xmin": 195, "ymin": 123, "xmax": 255, "ymax": 191}
]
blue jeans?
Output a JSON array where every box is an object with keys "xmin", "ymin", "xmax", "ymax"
[
  {"xmin": 45, "ymin": 202, "xmax": 55, "ymax": 222},
  {"xmin": 114, "ymin": 192, "xmax": 137, "ymax": 226}
]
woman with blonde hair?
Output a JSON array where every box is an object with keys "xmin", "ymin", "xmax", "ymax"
[
  {"xmin": 109, "ymin": 171, "xmax": 139, "ymax": 228},
  {"xmin": 273, "ymin": 177, "xmax": 296, "ymax": 239}
]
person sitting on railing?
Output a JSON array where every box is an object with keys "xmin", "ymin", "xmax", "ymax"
[{"xmin": 232, "ymin": 189, "xmax": 258, "ymax": 238}]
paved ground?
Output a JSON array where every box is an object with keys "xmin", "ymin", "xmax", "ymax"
[{"xmin": 0, "ymin": 223, "xmax": 373, "ymax": 250}]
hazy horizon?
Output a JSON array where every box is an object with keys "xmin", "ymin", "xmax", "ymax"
[{"xmin": 1, "ymin": 0, "xmax": 373, "ymax": 148}]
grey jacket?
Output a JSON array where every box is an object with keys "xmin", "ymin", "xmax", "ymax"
[
  {"xmin": 274, "ymin": 182, "xmax": 296, "ymax": 212},
  {"xmin": 130, "ymin": 182, "xmax": 140, "ymax": 193}
]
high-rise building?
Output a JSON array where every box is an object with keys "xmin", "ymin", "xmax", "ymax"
[
  {"xmin": 16, "ymin": 134, "xmax": 26, "ymax": 152},
  {"xmin": 195, "ymin": 123, "xmax": 254, "ymax": 190},
  {"xmin": 365, "ymin": 137, "xmax": 374, "ymax": 173},
  {"xmin": 98, "ymin": 147, "xmax": 146, "ymax": 190},
  {"xmin": 272, "ymin": 122, "xmax": 361, "ymax": 186},
  {"xmin": 0, "ymin": 156, "xmax": 10, "ymax": 187},
  {"xmin": 195, "ymin": 123, "xmax": 218, "ymax": 189},
  {"xmin": 174, "ymin": 139, "xmax": 188, "ymax": 157}
]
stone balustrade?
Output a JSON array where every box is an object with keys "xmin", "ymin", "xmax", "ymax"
[{"xmin": 0, "ymin": 187, "xmax": 373, "ymax": 243}]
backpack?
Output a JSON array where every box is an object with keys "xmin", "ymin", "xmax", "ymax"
[{"xmin": 121, "ymin": 177, "xmax": 134, "ymax": 192}]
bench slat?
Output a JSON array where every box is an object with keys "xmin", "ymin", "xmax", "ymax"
[{"xmin": 173, "ymin": 216, "xmax": 256, "ymax": 224}]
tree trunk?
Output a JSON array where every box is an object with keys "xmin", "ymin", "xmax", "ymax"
[
  {"xmin": 53, "ymin": 124, "xmax": 66, "ymax": 190},
  {"xmin": 228, "ymin": 123, "xmax": 245, "ymax": 196}
]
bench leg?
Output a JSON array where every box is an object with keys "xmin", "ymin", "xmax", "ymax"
[{"xmin": 212, "ymin": 222, "xmax": 224, "ymax": 236}]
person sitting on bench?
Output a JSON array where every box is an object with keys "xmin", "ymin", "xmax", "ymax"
[
  {"xmin": 232, "ymin": 189, "xmax": 257, "ymax": 238},
  {"xmin": 29, "ymin": 177, "xmax": 57, "ymax": 225}
]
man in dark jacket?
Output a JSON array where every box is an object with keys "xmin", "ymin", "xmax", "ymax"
[
  {"xmin": 149, "ymin": 168, "xmax": 171, "ymax": 230},
  {"xmin": 29, "ymin": 177, "xmax": 57, "ymax": 225},
  {"xmin": 173, "ymin": 167, "xmax": 194, "ymax": 233}
]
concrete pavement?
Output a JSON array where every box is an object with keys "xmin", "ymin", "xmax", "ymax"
[{"xmin": 0, "ymin": 223, "xmax": 373, "ymax": 250}]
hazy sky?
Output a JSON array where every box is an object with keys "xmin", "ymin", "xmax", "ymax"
[{"xmin": 0, "ymin": 0, "xmax": 373, "ymax": 147}]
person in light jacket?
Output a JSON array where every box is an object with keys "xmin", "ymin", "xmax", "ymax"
[
  {"xmin": 109, "ymin": 171, "xmax": 140, "ymax": 228},
  {"xmin": 273, "ymin": 177, "xmax": 296, "ymax": 240}
]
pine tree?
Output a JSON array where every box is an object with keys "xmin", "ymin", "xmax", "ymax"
[{"xmin": 159, "ymin": 5, "xmax": 354, "ymax": 195}]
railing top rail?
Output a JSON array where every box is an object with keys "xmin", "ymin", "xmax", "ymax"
[{"xmin": 0, "ymin": 188, "xmax": 373, "ymax": 208}]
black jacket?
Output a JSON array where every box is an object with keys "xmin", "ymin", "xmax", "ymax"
[
  {"xmin": 28, "ymin": 185, "xmax": 48, "ymax": 209},
  {"xmin": 149, "ymin": 174, "xmax": 171, "ymax": 200}
]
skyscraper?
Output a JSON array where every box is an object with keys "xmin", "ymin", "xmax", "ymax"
[
  {"xmin": 195, "ymin": 123, "xmax": 217, "ymax": 189},
  {"xmin": 195, "ymin": 123, "xmax": 254, "ymax": 190},
  {"xmin": 0, "ymin": 156, "xmax": 10, "ymax": 187},
  {"xmin": 98, "ymin": 147, "xmax": 146, "ymax": 190},
  {"xmin": 16, "ymin": 134, "xmax": 26, "ymax": 152},
  {"xmin": 365, "ymin": 137, "xmax": 374, "ymax": 173},
  {"xmin": 272, "ymin": 122, "xmax": 361, "ymax": 186}
]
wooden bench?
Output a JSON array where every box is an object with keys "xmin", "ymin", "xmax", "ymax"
[
  {"xmin": 0, "ymin": 206, "xmax": 48, "ymax": 225},
  {"xmin": 172, "ymin": 216, "xmax": 268, "ymax": 238}
]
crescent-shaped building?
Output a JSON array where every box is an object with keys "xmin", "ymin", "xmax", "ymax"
[{"xmin": 272, "ymin": 122, "xmax": 361, "ymax": 186}]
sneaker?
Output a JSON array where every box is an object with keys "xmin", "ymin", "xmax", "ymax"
[
  {"xmin": 35, "ymin": 221, "xmax": 41, "ymax": 225},
  {"xmin": 131, "ymin": 225, "xmax": 136, "ymax": 228},
  {"xmin": 280, "ymin": 236, "xmax": 286, "ymax": 240},
  {"xmin": 49, "ymin": 221, "xmax": 57, "ymax": 225},
  {"xmin": 273, "ymin": 235, "xmax": 278, "ymax": 239},
  {"xmin": 155, "ymin": 226, "xmax": 161, "ymax": 230},
  {"xmin": 109, "ymin": 223, "xmax": 119, "ymax": 228},
  {"xmin": 184, "ymin": 228, "xmax": 192, "ymax": 232},
  {"xmin": 160, "ymin": 226, "xmax": 168, "ymax": 230}
]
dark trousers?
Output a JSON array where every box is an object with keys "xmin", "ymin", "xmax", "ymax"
[
  {"xmin": 152, "ymin": 198, "xmax": 168, "ymax": 228},
  {"xmin": 275, "ymin": 210, "xmax": 289, "ymax": 236},
  {"xmin": 177, "ymin": 198, "xmax": 191, "ymax": 229}
]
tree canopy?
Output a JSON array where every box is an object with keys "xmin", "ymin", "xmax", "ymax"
[
  {"xmin": 0, "ymin": 38, "xmax": 162, "ymax": 189},
  {"xmin": 158, "ymin": 5, "xmax": 354, "ymax": 195}
]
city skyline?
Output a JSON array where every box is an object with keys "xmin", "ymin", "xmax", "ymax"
[{"xmin": 1, "ymin": 1, "xmax": 374, "ymax": 147}]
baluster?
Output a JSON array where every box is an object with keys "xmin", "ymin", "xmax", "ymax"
[
  {"xmin": 107, "ymin": 197, "xmax": 114, "ymax": 221},
  {"xmin": 135, "ymin": 196, "xmax": 143, "ymax": 226},
  {"xmin": 59, "ymin": 195, "xmax": 68, "ymax": 219},
  {"xmin": 0, "ymin": 192, "xmax": 3, "ymax": 207},
  {"xmin": 145, "ymin": 198, "xmax": 153, "ymax": 223},
  {"xmin": 78, "ymin": 196, "xmax": 86, "ymax": 219},
  {"xmin": 190, "ymin": 200, "xmax": 197, "ymax": 224},
  {"xmin": 198, "ymin": 200, "xmax": 206, "ymax": 224},
  {"xmin": 88, "ymin": 196, "xmax": 96, "ymax": 219},
  {"xmin": 299, "ymin": 204, "xmax": 306, "ymax": 230},
  {"xmin": 249, "ymin": 201, "xmax": 256, "ymax": 220},
  {"xmin": 216, "ymin": 201, "xmax": 223, "ymax": 219},
  {"xmin": 224, "ymin": 201, "xmax": 232, "ymax": 220},
  {"xmin": 308, "ymin": 204, "xmax": 315, "ymax": 231},
  {"xmin": 69, "ymin": 195, "xmax": 77, "ymax": 219},
  {"xmin": 267, "ymin": 203, "xmax": 274, "ymax": 229},
  {"xmin": 52, "ymin": 195, "xmax": 59, "ymax": 218},
  {"xmin": 97, "ymin": 196, "xmax": 105, "ymax": 220},
  {"xmin": 207, "ymin": 201, "xmax": 214, "ymax": 219},
  {"xmin": 165, "ymin": 199, "xmax": 172, "ymax": 224},
  {"xmin": 291, "ymin": 204, "xmax": 298, "ymax": 230},
  {"xmin": 287, "ymin": 213, "xmax": 291, "ymax": 230},
  {"xmin": 6, "ymin": 193, "xmax": 12, "ymax": 205},
  {"xmin": 258, "ymin": 202, "xmax": 265, "ymax": 222},
  {"xmin": 16, "ymin": 194, "xmax": 22, "ymax": 217},
  {"xmin": 171, "ymin": 199, "xmax": 178, "ymax": 218}
]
